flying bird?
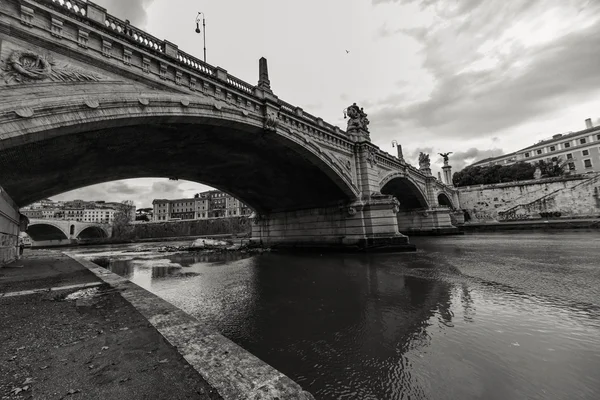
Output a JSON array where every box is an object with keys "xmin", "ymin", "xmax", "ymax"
[{"xmin": 345, "ymin": 50, "xmax": 350, "ymax": 54}]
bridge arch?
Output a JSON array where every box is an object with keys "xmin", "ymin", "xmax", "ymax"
[
  {"xmin": 437, "ymin": 192, "xmax": 455, "ymax": 210},
  {"xmin": 26, "ymin": 222, "xmax": 69, "ymax": 241},
  {"xmin": 380, "ymin": 173, "xmax": 430, "ymax": 210},
  {"xmin": 0, "ymin": 93, "xmax": 359, "ymax": 212},
  {"xmin": 77, "ymin": 226, "xmax": 109, "ymax": 239}
]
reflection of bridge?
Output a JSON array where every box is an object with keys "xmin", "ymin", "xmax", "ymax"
[
  {"xmin": 0, "ymin": 0, "xmax": 461, "ymax": 253},
  {"xmin": 26, "ymin": 218, "xmax": 110, "ymax": 246}
]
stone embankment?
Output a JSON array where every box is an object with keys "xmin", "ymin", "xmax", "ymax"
[
  {"xmin": 0, "ymin": 251, "xmax": 314, "ymax": 400},
  {"xmin": 457, "ymin": 173, "xmax": 600, "ymax": 229}
]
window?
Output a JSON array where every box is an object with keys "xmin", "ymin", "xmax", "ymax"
[
  {"xmin": 551, "ymin": 157, "xmax": 558, "ymax": 162},
  {"xmin": 536, "ymin": 149, "xmax": 542, "ymax": 155},
  {"xmin": 583, "ymin": 150, "xmax": 589, "ymax": 156},
  {"xmin": 564, "ymin": 142, "xmax": 571, "ymax": 148},
  {"xmin": 597, "ymin": 134, "xmax": 600, "ymax": 140},
  {"xmin": 580, "ymin": 138, "xmax": 587, "ymax": 144},
  {"xmin": 584, "ymin": 159, "xmax": 592, "ymax": 168},
  {"xmin": 566, "ymin": 153, "xmax": 573, "ymax": 160},
  {"xmin": 550, "ymin": 146, "xmax": 556, "ymax": 151}
]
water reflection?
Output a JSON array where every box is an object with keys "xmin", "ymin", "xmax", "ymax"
[{"xmin": 77, "ymin": 233, "xmax": 600, "ymax": 400}]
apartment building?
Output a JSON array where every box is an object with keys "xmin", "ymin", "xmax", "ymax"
[
  {"xmin": 471, "ymin": 118, "xmax": 600, "ymax": 174},
  {"xmin": 152, "ymin": 190, "xmax": 252, "ymax": 222}
]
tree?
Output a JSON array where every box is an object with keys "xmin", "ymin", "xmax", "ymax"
[
  {"xmin": 453, "ymin": 161, "xmax": 536, "ymax": 187},
  {"xmin": 534, "ymin": 157, "xmax": 567, "ymax": 178},
  {"xmin": 112, "ymin": 200, "xmax": 135, "ymax": 239}
]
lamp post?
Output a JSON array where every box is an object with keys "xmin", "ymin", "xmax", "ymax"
[
  {"xmin": 391, "ymin": 140, "xmax": 404, "ymax": 161},
  {"xmin": 195, "ymin": 12, "xmax": 206, "ymax": 63}
]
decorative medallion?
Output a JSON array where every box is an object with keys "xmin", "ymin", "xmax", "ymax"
[
  {"xmin": 264, "ymin": 111, "xmax": 279, "ymax": 132},
  {"xmin": 366, "ymin": 148, "xmax": 377, "ymax": 167},
  {"xmin": 1, "ymin": 50, "xmax": 103, "ymax": 84},
  {"xmin": 14, "ymin": 107, "xmax": 34, "ymax": 118},
  {"xmin": 138, "ymin": 98, "xmax": 149, "ymax": 106},
  {"xmin": 181, "ymin": 99, "xmax": 190, "ymax": 107},
  {"xmin": 85, "ymin": 99, "xmax": 99, "ymax": 109}
]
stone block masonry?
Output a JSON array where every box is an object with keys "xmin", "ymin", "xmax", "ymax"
[
  {"xmin": 458, "ymin": 173, "xmax": 600, "ymax": 223},
  {"xmin": 0, "ymin": 185, "xmax": 20, "ymax": 266},
  {"xmin": 69, "ymin": 254, "xmax": 316, "ymax": 399}
]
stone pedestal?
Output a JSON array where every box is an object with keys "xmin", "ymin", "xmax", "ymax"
[
  {"xmin": 251, "ymin": 197, "xmax": 415, "ymax": 252},
  {"xmin": 0, "ymin": 185, "xmax": 20, "ymax": 266},
  {"xmin": 442, "ymin": 165, "xmax": 453, "ymax": 185},
  {"xmin": 396, "ymin": 207, "xmax": 461, "ymax": 235}
]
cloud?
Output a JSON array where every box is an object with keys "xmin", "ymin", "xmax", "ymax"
[
  {"xmin": 368, "ymin": 0, "xmax": 600, "ymax": 144},
  {"xmin": 445, "ymin": 148, "xmax": 505, "ymax": 172},
  {"xmin": 93, "ymin": 0, "xmax": 156, "ymax": 28},
  {"xmin": 51, "ymin": 179, "xmax": 214, "ymax": 209}
]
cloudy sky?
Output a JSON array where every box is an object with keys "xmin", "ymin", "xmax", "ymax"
[{"xmin": 53, "ymin": 0, "xmax": 600, "ymax": 208}]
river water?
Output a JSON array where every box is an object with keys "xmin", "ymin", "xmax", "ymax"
[{"xmin": 70, "ymin": 232, "xmax": 600, "ymax": 400}]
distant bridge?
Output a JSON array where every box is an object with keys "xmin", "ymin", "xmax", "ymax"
[
  {"xmin": 26, "ymin": 218, "xmax": 111, "ymax": 245},
  {"xmin": 1, "ymin": 0, "xmax": 461, "ymax": 251}
]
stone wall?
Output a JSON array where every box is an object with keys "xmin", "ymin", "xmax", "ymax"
[
  {"xmin": 0, "ymin": 186, "xmax": 20, "ymax": 266},
  {"xmin": 130, "ymin": 217, "xmax": 252, "ymax": 239},
  {"xmin": 458, "ymin": 173, "xmax": 600, "ymax": 223}
]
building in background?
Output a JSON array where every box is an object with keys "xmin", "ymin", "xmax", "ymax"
[
  {"xmin": 152, "ymin": 190, "xmax": 252, "ymax": 222},
  {"xmin": 470, "ymin": 118, "xmax": 600, "ymax": 174},
  {"xmin": 20, "ymin": 199, "xmax": 135, "ymax": 223}
]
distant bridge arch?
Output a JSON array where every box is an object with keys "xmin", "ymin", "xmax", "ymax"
[
  {"xmin": 380, "ymin": 172, "xmax": 430, "ymax": 210},
  {"xmin": 26, "ymin": 219, "xmax": 111, "ymax": 242}
]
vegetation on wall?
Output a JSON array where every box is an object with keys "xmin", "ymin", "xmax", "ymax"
[{"xmin": 453, "ymin": 162, "xmax": 536, "ymax": 187}]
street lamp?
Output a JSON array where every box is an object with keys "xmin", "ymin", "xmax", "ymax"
[{"xmin": 195, "ymin": 12, "xmax": 206, "ymax": 63}]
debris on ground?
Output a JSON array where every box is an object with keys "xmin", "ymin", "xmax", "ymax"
[{"xmin": 64, "ymin": 287, "xmax": 99, "ymax": 301}]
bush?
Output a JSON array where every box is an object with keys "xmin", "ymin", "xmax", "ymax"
[{"xmin": 453, "ymin": 162, "xmax": 536, "ymax": 187}]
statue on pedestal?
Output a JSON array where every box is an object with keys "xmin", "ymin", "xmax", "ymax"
[
  {"xmin": 438, "ymin": 152, "xmax": 453, "ymax": 166},
  {"xmin": 418, "ymin": 152, "xmax": 431, "ymax": 169},
  {"xmin": 344, "ymin": 103, "xmax": 370, "ymax": 141}
]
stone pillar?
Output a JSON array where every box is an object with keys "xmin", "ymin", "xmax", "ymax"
[
  {"xmin": 258, "ymin": 57, "xmax": 271, "ymax": 91},
  {"xmin": 251, "ymin": 200, "xmax": 414, "ymax": 251},
  {"xmin": 442, "ymin": 165, "xmax": 452, "ymax": 185},
  {"xmin": 396, "ymin": 208, "xmax": 458, "ymax": 235},
  {"xmin": 0, "ymin": 185, "xmax": 21, "ymax": 266}
]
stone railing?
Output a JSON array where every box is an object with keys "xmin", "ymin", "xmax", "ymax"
[
  {"xmin": 48, "ymin": 0, "xmax": 87, "ymax": 18},
  {"xmin": 104, "ymin": 13, "xmax": 165, "ymax": 54},
  {"xmin": 177, "ymin": 52, "xmax": 215, "ymax": 77}
]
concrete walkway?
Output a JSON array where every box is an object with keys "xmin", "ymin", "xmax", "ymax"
[{"xmin": 0, "ymin": 250, "xmax": 315, "ymax": 400}]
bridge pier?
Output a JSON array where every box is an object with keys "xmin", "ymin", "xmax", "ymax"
[
  {"xmin": 396, "ymin": 207, "xmax": 461, "ymax": 236},
  {"xmin": 0, "ymin": 185, "xmax": 22, "ymax": 266},
  {"xmin": 251, "ymin": 196, "xmax": 415, "ymax": 252}
]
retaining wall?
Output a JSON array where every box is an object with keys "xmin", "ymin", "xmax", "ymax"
[{"xmin": 458, "ymin": 173, "xmax": 600, "ymax": 223}]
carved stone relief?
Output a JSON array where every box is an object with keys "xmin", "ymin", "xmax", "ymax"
[
  {"xmin": 264, "ymin": 111, "xmax": 279, "ymax": 131},
  {"xmin": 1, "ymin": 50, "xmax": 103, "ymax": 84}
]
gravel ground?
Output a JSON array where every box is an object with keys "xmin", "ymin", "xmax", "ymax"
[{"xmin": 0, "ymin": 253, "xmax": 222, "ymax": 400}]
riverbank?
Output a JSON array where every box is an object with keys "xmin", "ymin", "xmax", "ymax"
[
  {"xmin": 0, "ymin": 251, "xmax": 314, "ymax": 399},
  {"xmin": 0, "ymin": 252, "xmax": 220, "ymax": 399},
  {"xmin": 460, "ymin": 217, "xmax": 600, "ymax": 232}
]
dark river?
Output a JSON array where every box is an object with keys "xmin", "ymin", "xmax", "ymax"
[{"xmin": 70, "ymin": 232, "xmax": 600, "ymax": 400}]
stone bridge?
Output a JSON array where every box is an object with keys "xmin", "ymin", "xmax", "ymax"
[
  {"xmin": 0, "ymin": 0, "xmax": 460, "ymax": 253},
  {"xmin": 26, "ymin": 218, "xmax": 110, "ymax": 245}
]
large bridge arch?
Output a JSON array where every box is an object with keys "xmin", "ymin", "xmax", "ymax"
[
  {"xmin": 379, "ymin": 173, "xmax": 430, "ymax": 211},
  {"xmin": 26, "ymin": 222, "xmax": 69, "ymax": 241},
  {"xmin": 0, "ymin": 92, "xmax": 359, "ymax": 212}
]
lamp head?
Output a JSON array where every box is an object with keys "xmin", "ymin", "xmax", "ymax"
[{"xmin": 195, "ymin": 22, "xmax": 201, "ymax": 33}]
